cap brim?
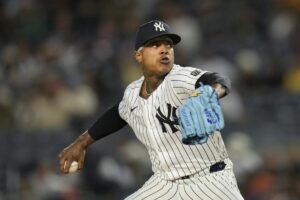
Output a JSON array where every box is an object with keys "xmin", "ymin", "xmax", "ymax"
[{"xmin": 143, "ymin": 33, "xmax": 181, "ymax": 46}]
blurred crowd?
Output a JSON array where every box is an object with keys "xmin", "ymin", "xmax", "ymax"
[{"xmin": 0, "ymin": 0, "xmax": 299, "ymax": 199}]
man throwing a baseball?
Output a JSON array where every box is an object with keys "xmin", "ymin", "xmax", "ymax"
[{"xmin": 59, "ymin": 20, "xmax": 244, "ymax": 199}]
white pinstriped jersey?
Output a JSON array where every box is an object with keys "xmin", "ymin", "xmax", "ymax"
[{"xmin": 119, "ymin": 64, "xmax": 231, "ymax": 181}]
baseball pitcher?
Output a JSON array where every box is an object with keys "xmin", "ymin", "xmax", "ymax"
[{"xmin": 59, "ymin": 20, "xmax": 244, "ymax": 200}]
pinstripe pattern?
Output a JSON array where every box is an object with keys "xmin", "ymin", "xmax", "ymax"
[
  {"xmin": 125, "ymin": 168, "xmax": 243, "ymax": 200},
  {"xmin": 120, "ymin": 65, "xmax": 243, "ymax": 199}
]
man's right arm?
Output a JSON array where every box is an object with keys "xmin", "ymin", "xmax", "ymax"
[
  {"xmin": 88, "ymin": 103, "xmax": 127, "ymax": 140},
  {"xmin": 58, "ymin": 103, "xmax": 127, "ymax": 174}
]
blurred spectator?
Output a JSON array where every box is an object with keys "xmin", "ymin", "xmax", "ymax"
[
  {"xmin": 191, "ymin": 50, "xmax": 240, "ymax": 85},
  {"xmin": 0, "ymin": 85, "xmax": 14, "ymax": 128},
  {"xmin": 117, "ymin": 140, "xmax": 152, "ymax": 185},
  {"xmin": 243, "ymin": 147, "xmax": 300, "ymax": 200},
  {"xmin": 14, "ymin": 72, "xmax": 98, "ymax": 131},
  {"xmin": 28, "ymin": 159, "xmax": 80, "ymax": 200},
  {"xmin": 283, "ymin": 58, "xmax": 300, "ymax": 93},
  {"xmin": 227, "ymin": 132, "xmax": 263, "ymax": 186},
  {"xmin": 282, "ymin": 25, "xmax": 300, "ymax": 93},
  {"xmin": 220, "ymin": 89, "xmax": 245, "ymax": 123},
  {"xmin": 235, "ymin": 48, "xmax": 262, "ymax": 86}
]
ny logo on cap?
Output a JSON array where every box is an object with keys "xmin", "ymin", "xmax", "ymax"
[{"xmin": 154, "ymin": 21, "xmax": 165, "ymax": 32}]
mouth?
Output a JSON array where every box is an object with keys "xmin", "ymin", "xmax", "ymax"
[{"xmin": 159, "ymin": 56, "xmax": 171, "ymax": 65}]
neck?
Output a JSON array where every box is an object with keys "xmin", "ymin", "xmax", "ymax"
[
  {"xmin": 142, "ymin": 69, "xmax": 171, "ymax": 98},
  {"xmin": 144, "ymin": 77, "xmax": 162, "ymax": 95}
]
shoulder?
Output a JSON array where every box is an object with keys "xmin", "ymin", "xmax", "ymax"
[
  {"xmin": 168, "ymin": 64, "xmax": 207, "ymax": 80},
  {"xmin": 126, "ymin": 77, "xmax": 143, "ymax": 90},
  {"xmin": 123, "ymin": 77, "xmax": 143, "ymax": 98},
  {"xmin": 119, "ymin": 77, "xmax": 143, "ymax": 119}
]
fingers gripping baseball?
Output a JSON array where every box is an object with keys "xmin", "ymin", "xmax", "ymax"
[{"xmin": 58, "ymin": 143, "xmax": 86, "ymax": 174}]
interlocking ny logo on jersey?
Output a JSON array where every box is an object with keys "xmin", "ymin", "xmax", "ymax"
[
  {"xmin": 154, "ymin": 22, "xmax": 165, "ymax": 32},
  {"xmin": 156, "ymin": 103, "xmax": 179, "ymax": 133}
]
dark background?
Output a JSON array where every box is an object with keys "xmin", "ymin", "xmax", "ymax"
[{"xmin": 0, "ymin": 0, "xmax": 299, "ymax": 199}]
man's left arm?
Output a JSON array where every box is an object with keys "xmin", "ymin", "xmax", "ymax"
[
  {"xmin": 195, "ymin": 72, "xmax": 231, "ymax": 98},
  {"xmin": 179, "ymin": 72, "xmax": 229, "ymax": 145}
]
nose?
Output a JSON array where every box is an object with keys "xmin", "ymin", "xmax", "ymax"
[{"xmin": 159, "ymin": 44, "xmax": 169, "ymax": 55}]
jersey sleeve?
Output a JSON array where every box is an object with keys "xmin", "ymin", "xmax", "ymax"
[
  {"xmin": 195, "ymin": 72, "xmax": 231, "ymax": 95},
  {"xmin": 118, "ymin": 86, "xmax": 131, "ymax": 121},
  {"xmin": 88, "ymin": 83, "xmax": 135, "ymax": 141},
  {"xmin": 169, "ymin": 66, "xmax": 207, "ymax": 97},
  {"xmin": 88, "ymin": 103, "xmax": 127, "ymax": 141}
]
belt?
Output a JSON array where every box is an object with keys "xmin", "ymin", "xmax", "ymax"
[{"xmin": 179, "ymin": 161, "xmax": 226, "ymax": 180}]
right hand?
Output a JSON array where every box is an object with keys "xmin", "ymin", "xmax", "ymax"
[
  {"xmin": 58, "ymin": 142, "xmax": 86, "ymax": 174},
  {"xmin": 58, "ymin": 131, "xmax": 94, "ymax": 174}
]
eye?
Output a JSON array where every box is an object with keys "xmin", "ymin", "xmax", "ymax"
[
  {"xmin": 166, "ymin": 42, "xmax": 173, "ymax": 48},
  {"xmin": 150, "ymin": 42, "xmax": 159, "ymax": 48}
]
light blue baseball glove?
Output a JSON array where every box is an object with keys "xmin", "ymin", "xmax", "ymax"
[{"xmin": 178, "ymin": 84, "xmax": 225, "ymax": 145}]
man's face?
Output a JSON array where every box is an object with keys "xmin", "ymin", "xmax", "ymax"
[{"xmin": 135, "ymin": 38, "xmax": 174, "ymax": 77}]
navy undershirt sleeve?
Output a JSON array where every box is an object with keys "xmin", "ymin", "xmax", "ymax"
[
  {"xmin": 88, "ymin": 103, "xmax": 127, "ymax": 141},
  {"xmin": 195, "ymin": 72, "xmax": 231, "ymax": 95}
]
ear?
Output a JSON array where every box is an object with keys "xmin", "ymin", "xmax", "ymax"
[{"xmin": 134, "ymin": 50, "xmax": 142, "ymax": 64}]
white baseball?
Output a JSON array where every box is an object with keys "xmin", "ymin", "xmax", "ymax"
[{"xmin": 65, "ymin": 161, "xmax": 79, "ymax": 173}]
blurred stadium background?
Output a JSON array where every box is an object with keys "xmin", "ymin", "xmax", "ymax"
[{"xmin": 0, "ymin": 0, "xmax": 299, "ymax": 199}]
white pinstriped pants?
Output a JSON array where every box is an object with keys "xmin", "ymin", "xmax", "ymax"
[{"xmin": 125, "ymin": 169, "xmax": 244, "ymax": 200}]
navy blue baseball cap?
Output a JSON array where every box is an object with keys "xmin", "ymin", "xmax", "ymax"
[{"xmin": 135, "ymin": 20, "xmax": 181, "ymax": 50}]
